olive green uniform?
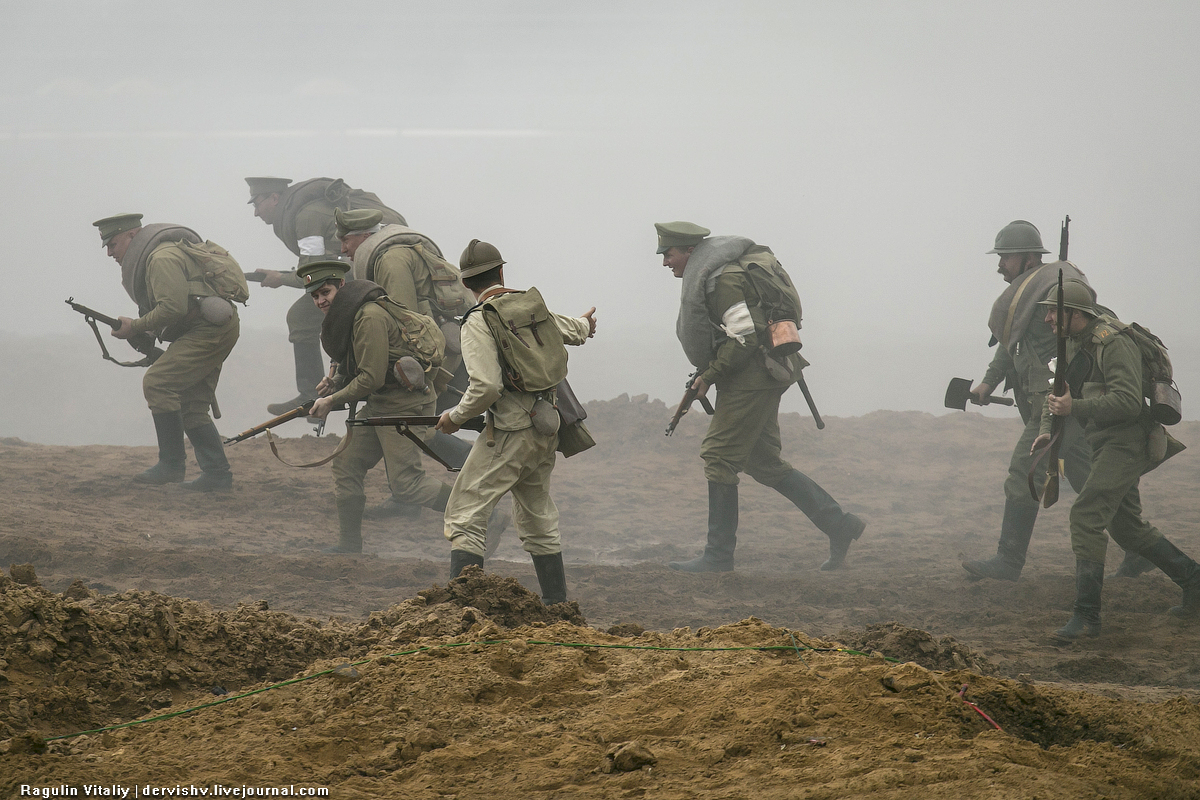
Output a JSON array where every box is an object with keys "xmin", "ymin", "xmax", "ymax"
[
  {"xmin": 443, "ymin": 297, "xmax": 591, "ymax": 558},
  {"xmin": 1039, "ymin": 317, "xmax": 1169, "ymax": 563},
  {"xmin": 328, "ymin": 302, "xmax": 447, "ymax": 509},
  {"xmin": 278, "ymin": 201, "xmax": 339, "ymax": 347},
  {"xmin": 135, "ymin": 243, "xmax": 239, "ymax": 428}
]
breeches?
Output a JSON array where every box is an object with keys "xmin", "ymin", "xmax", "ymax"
[
  {"xmin": 444, "ymin": 426, "xmax": 560, "ymax": 557},
  {"xmin": 330, "ymin": 403, "xmax": 446, "ymax": 507},
  {"xmin": 143, "ymin": 318, "xmax": 239, "ymax": 429},
  {"xmin": 700, "ymin": 387, "xmax": 794, "ymax": 486},
  {"xmin": 1069, "ymin": 433, "xmax": 1161, "ymax": 563}
]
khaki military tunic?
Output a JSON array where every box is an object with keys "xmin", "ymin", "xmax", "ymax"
[
  {"xmin": 443, "ymin": 291, "xmax": 590, "ymax": 558},
  {"xmin": 1040, "ymin": 317, "xmax": 1175, "ymax": 562},
  {"xmin": 133, "ymin": 243, "xmax": 239, "ymax": 430},
  {"xmin": 328, "ymin": 302, "xmax": 446, "ymax": 508}
]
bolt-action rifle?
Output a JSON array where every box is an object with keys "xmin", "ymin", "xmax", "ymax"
[
  {"xmin": 1029, "ymin": 265, "xmax": 1067, "ymax": 508},
  {"xmin": 665, "ymin": 371, "xmax": 716, "ymax": 436},
  {"xmin": 224, "ymin": 401, "xmax": 322, "ymax": 445},
  {"xmin": 65, "ymin": 297, "xmax": 165, "ymax": 367},
  {"xmin": 348, "ymin": 415, "xmax": 486, "ymax": 471}
]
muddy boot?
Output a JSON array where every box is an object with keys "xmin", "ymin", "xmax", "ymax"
[
  {"xmin": 670, "ymin": 482, "xmax": 737, "ymax": 572},
  {"xmin": 963, "ymin": 499, "xmax": 1039, "ymax": 581},
  {"xmin": 1054, "ymin": 559, "xmax": 1104, "ymax": 640},
  {"xmin": 771, "ymin": 470, "xmax": 862, "ymax": 569},
  {"xmin": 532, "ymin": 552, "xmax": 568, "ymax": 605},
  {"xmin": 134, "ymin": 412, "xmax": 187, "ymax": 485},
  {"xmin": 1139, "ymin": 538, "xmax": 1200, "ymax": 618},
  {"xmin": 182, "ymin": 422, "xmax": 233, "ymax": 492},
  {"xmin": 363, "ymin": 496, "xmax": 422, "ymax": 520},
  {"xmin": 450, "ymin": 549, "xmax": 485, "ymax": 578},
  {"xmin": 324, "ymin": 496, "xmax": 366, "ymax": 554},
  {"xmin": 1108, "ymin": 550, "xmax": 1157, "ymax": 579}
]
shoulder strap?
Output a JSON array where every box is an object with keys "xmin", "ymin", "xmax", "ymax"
[{"xmin": 1001, "ymin": 264, "xmax": 1046, "ymax": 346}]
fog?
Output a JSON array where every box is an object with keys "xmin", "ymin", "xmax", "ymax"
[{"xmin": 2, "ymin": 1, "xmax": 1198, "ymax": 445}]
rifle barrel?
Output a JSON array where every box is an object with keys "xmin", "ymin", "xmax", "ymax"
[{"xmin": 347, "ymin": 415, "xmax": 486, "ymax": 432}]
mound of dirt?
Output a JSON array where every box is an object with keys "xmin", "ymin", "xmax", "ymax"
[{"xmin": 840, "ymin": 621, "xmax": 998, "ymax": 675}]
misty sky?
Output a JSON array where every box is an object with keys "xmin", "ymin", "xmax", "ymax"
[{"xmin": 2, "ymin": 0, "xmax": 1198, "ymax": 445}]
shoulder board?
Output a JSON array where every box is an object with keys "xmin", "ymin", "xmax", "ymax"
[{"xmin": 1091, "ymin": 319, "xmax": 1122, "ymax": 344}]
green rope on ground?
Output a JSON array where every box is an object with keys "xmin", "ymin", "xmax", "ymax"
[{"xmin": 42, "ymin": 636, "xmax": 901, "ymax": 742}]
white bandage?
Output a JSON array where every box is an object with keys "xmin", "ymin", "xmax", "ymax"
[
  {"xmin": 720, "ymin": 301, "xmax": 754, "ymax": 344},
  {"xmin": 298, "ymin": 236, "xmax": 326, "ymax": 256}
]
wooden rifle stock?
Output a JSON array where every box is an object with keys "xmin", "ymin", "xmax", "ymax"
[
  {"xmin": 224, "ymin": 401, "xmax": 316, "ymax": 445},
  {"xmin": 665, "ymin": 371, "xmax": 714, "ymax": 436},
  {"xmin": 65, "ymin": 297, "xmax": 165, "ymax": 366}
]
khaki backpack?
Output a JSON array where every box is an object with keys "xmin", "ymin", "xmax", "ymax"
[
  {"xmin": 177, "ymin": 240, "xmax": 251, "ymax": 305},
  {"xmin": 471, "ymin": 287, "xmax": 568, "ymax": 393},
  {"xmin": 374, "ymin": 297, "xmax": 445, "ymax": 371}
]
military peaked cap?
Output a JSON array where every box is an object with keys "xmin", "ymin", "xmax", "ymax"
[
  {"xmin": 297, "ymin": 259, "xmax": 351, "ymax": 294},
  {"xmin": 655, "ymin": 221, "xmax": 710, "ymax": 254},
  {"xmin": 245, "ymin": 176, "xmax": 293, "ymax": 203},
  {"xmin": 335, "ymin": 208, "xmax": 384, "ymax": 238},
  {"xmin": 92, "ymin": 213, "xmax": 144, "ymax": 247}
]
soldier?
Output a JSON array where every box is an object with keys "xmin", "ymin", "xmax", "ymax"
[
  {"xmin": 656, "ymin": 221, "xmax": 864, "ymax": 572},
  {"xmin": 304, "ymin": 260, "xmax": 452, "ymax": 554},
  {"xmin": 93, "ymin": 213, "xmax": 239, "ymax": 491},
  {"xmin": 436, "ymin": 240, "xmax": 596, "ymax": 604},
  {"xmin": 1032, "ymin": 280, "xmax": 1196, "ymax": 638},
  {"xmin": 244, "ymin": 176, "xmax": 406, "ymax": 415},
  {"xmin": 335, "ymin": 208, "xmax": 477, "ymax": 520},
  {"xmin": 961, "ymin": 221, "xmax": 1151, "ymax": 581}
]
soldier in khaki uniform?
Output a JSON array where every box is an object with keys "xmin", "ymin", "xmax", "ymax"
[
  {"xmin": 94, "ymin": 213, "xmax": 239, "ymax": 491},
  {"xmin": 335, "ymin": 208, "xmax": 478, "ymax": 521},
  {"xmin": 436, "ymin": 240, "xmax": 596, "ymax": 604},
  {"xmin": 244, "ymin": 176, "xmax": 406, "ymax": 414},
  {"xmin": 962, "ymin": 221, "xmax": 1151, "ymax": 582},
  {"xmin": 304, "ymin": 260, "xmax": 452, "ymax": 554},
  {"xmin": 656, "ymin": 221, "xmax": 864, "ymax": 572},
  {"xmin": 1033, "ymin": 280, "xmax": 1198, "ymax": 638}
]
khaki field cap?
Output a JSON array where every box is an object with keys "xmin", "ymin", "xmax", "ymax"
[
  {"xmin": 655, "ymin": 221, "xmax": 710, "ymax": 254},
  {"xmin": 987, "ymin": 220, "xmax": 1050, "ymax": 255},
  {"xmin": 297, "ymin": 259, "xmax": 350, "ymax": 294},
  {"xmin": 92, "ymin": 213, "xmax": 144, "ymax": 246},
  {"xmin": 459, "ymin": 239, "xmax": 505, "ymax": 279},
  {"xmin": 245, "ymin": 176, "xmax": 292, "ymax": 203},
  {"xmin": 1036, "ymin": 278, "xmax": 1097, "ymax": 315},
  {"xmin": 335, "ymin": 208, "xmax": 383, "ymax": 238}
]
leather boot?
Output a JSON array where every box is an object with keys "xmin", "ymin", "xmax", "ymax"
[
  {"xmin": 963, "ymin": 499, "xmax": 1039, "ymax": 581},
  {"xmin": 1108, "ymin": 550, "xmax": 1157, "ymax": 579},
  {"xmin": 771, "ymin": 470, "xmax": 864, "ymax": 570},
  {"xmin": 324, "ymin": 496, "xmax": 366, "ymax": 554},
  {"xmin": 363, "ymin": 496, "xmax": 423, "ymax": 520},
  {"xmin": 1139, "ymin": 537, "xmax": 1200, "ymax": 618},
  {"xmin": 134, "ymin": 412, "xmax": 187, "ymax": 485},
  {"xmin": 450, "ymin": 549, "xmax": 485, "ymax": 579},
  {"xmin": 1054, "ymin": 559, "xmax": 1104, "ymax": 639},
  {"xmin": 182, "ymin": 422, "xmax": 233, "ymax": 492},
  {"xmin": 670, "ymin": 482, "xmax": 737, "ymax": 572},
  {"xmin": 532, "ymin": 552, "xmax": 568, "ymax": 605},
  {"xmin": 428, "ymin": 483, "xmax": 453, "ymax": 513},
  {"xmin": 267, "ymin": 339, "xmax": 324, "ymax": 415}
]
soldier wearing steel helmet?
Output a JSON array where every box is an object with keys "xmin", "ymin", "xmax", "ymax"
[
  {"xmin": 656, "ymin": 221, "xmax": 864, "ymax": 573},
  {"xmin": 961, "ymin": 221, "xmax": 1152, "ymax": 583},
  {"xmin": 243, "ymin": 176, "xmax": 407, "ymax": 416},
  {"xmin": 1032, "ymin": 279, "xmax": 1195, "ymax": 638},
  {"xmin": 436, "ymin": 240, "xmax": 597, "ymax": 604}
]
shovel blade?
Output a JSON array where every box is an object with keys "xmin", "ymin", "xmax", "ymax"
[{"xmin": 944, "ymin": 377, "xmax": 974, "ymax": 411}]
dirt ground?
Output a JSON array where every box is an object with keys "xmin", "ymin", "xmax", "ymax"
[{"xmin": 3, "ymin": 397, "xmax": 1200, "ymax": 798}]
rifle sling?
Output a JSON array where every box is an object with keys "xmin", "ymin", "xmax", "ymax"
[
  {"xmin": 1001, "ymin": 265, "xmax": 1046, "ymax": 349},
  {"xmin": 397, "ymin": 426, "xmax": 462, "ymax": 472},
  {"xmin": 1026, "ymin": 428, "xmax": 1063, "ymax": 503},
  {"xmin": 265, "ymin": 425, "xmax": 354, "ymax": 469},
  {"xmin": 83, "ymin": 314, "xmax": 157, "ymax": 368}
]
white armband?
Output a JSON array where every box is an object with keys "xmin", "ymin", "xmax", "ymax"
[
  {"xmin": 720, "ymin": 301, "xmax": 754, "ymax": 344},
  {"xmin": 298, "ymin": 236, "xmax": 326, "ymax": 256}
]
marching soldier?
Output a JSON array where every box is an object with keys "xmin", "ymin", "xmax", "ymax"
[
  {"xmin": 244, "ymin": 176, "xmax": 406, "ymax": 415},
  {"xmin": 655, "ymin": 221, "xmax": 864, "ymax": 572},
  {"xmin": 93, "ymin": 213, "xmax": 239, "ymax": 491},
  {"xmin": 1032, "ymin": 280, "xmax": 1196, "ymax": 638}
]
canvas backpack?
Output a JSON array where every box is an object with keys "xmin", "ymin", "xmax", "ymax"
[
  {"xmin": 734, "ymin": 245, "xmax": 804, "ymax": 330},
  {"xmin": 176, "ymin": 240, "xmax": 251, "ymax": 305},
  {"xmin": 1105, "ymin": 317, "xmax": 1181, "ymax": 425},
  {"xmin": 470, "ymin": 287, "xmax": 568, "ymax": 393},
  {"xmin": 374, "ymin": 297, "xmax": 446, "ymax": 371}
]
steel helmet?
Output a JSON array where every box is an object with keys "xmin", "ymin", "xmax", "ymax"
[
  {"xmin": 987, "ymin": 220, "xmax": 1051, "ymax": 255},
  {"xmin": 1036, "ymin": 278, "xmax": 1097, "ymax": 315},
  {"xmin": 459, "ymin": 239, "xmax": 505, "ymax": 279}
]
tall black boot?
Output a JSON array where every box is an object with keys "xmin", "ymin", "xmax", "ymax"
[
  {"xmin": 771, "ymin": 470, "xmax": 864, "ymax": 570},
  {"xmin": 1139, "ymin": 538, "xmax": 1200, "ymax": 618},
  {"xmin": 182, "ymin": 422, "xmax": 233, "ymax": 492},
  {"xmin": 670, "ymin": 482, "xmax": 738, "ymax": 572},
  {"xmin": 962, "ymin": 499, "xmax": 1039, "ymax": 581},
  {"xmin": 324, "ymin": 496, "xmax": 366, "ymax": 554},
  {"xmin": 1108, "ymin": 550, "xmax": 1157, "ymax": 579},
  {"xmin": 134, "ymin": 412, "xmax": 187, "ymax": 485},
  {"xmin": 427, "ymin": 483, "xmax": 453, "ymax": 513},
  {"xmin": 1054, "ymin": 559, "xmax": 1104, "ymax": 639},
  {"xmin": 267, "ymin": 340, "xmax": 324, "ymax": 415},
  {"xmin": 450, "ymin": 549, "xmax": 485, "ymax": 578},
  {"xmin": 532, "ymin": 552, "xmax": 568, "ymax": 605}
]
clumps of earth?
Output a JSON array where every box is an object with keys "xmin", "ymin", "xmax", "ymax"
[{"xmin": 5, "ymin": 564, "xmax": 1200, "ymax": 798}]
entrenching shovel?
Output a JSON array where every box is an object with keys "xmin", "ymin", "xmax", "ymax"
[{"xmin": 943, "ymin": 377, "xmax": 1014, "ymax": 411}]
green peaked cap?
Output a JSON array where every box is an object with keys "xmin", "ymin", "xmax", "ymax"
[
  {"xmin": 296, "ymin": 259, "xmax": 351, "ymax": 294},
  {"xmin": 245, "ymin": 176, "xmax": 292, "ymax": 203},
  {"xmin": 92, "ymin": 213, "xmax": 143, "ymax": 247},
  {"xmin": 335, "ymin": 207, "xmax": 383, "ymax": 238},
  {"xmin": 654, "ymin": 221, "xmax": 710, "ymax": 254}
]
